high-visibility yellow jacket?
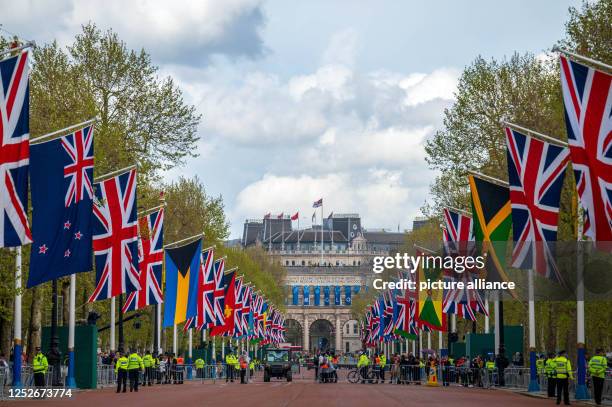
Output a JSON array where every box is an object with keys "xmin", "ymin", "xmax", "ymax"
[
  {"xmin": 115, "ymin": 356, "xmax": 128, "ymax": 373},
  {"xmin": 485, "ymin": 361, "xmax": 495, "ymax": 371},
  {"xmin": 127, "ymin": 353, "xmax": 144, "ymax": 370},
  {"xmin": 33, "ymin": 353, "xmax": 48, "ymax": 374},
  {"xmin": 249, "ymin": 361, "xmax": 255, "ymax": 370},
  {"xmin": 536, "ymin": 359, "xmax": 544, "ymax": 374},
  {"xmin": 357, "ymin": 354, "xmax": 370, "ymax": 368},
  {"xmin": 588, "ymin": 355, "xmax": 607, "ymax": 379},
  {"xmin": 195, "ymin": 358, "xmax": 205, "ymax": 369},
  {"xmin": 143, "ymin": 354, "xmax": 153, "ymax": 367},
  {"xmin": 545, "ymin": 358, "xmax": 556, "ymax": 377},
  {"xmin": 380, "ymin": 355, "xmax": 387, "ymax": 368},
  {"xmin": 553, "ymin": 356, "xmax": 573, "ymax": 379}
]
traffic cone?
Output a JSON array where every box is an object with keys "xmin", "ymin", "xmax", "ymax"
[{"xmin": 426, "ymin": 364, "xmax": 439, "ymax": 387}]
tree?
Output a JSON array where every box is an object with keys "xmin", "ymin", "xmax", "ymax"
[{"xmin": 559, "ymin": 0, "xmax": 612, "ymax": 62}]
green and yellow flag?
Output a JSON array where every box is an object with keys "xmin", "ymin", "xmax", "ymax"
[
  {"xmin": 469, "ymin": 174, "xmax": 512, "ymax": 284},
  {"xmin": 416, "ymin": 248, "xmax": 446, "ymax": 332}
]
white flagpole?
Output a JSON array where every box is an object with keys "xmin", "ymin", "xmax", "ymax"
[
  {"xmin": 484, "ymin": 297, "xmax": 490, "ymax": 333},
  {"xmin": 438, "ymin": 331, "xmax": 442, "ymax": 354},
  {"xmin": 494, "ymin": 294, "xmax": 500, "ymax": 355},
  {"xmin": 527, "ymin": 269, "xmax": 539, "ymax": 391},
  {"xmin": 173, "ymin": 324, "xmax": 177, "ymax": 355},
  {"xmin": 221, "ymin": 339, "xmax": 225, "ymax": 359},
  {"xmin": 12, "ymin": 247, "xmax": 23, "ymax": 387},
  {"xmin": 427, "ymin": 331, "xmax": 431, "ymax": 350},
  {"xmin": 575, "ymin": 217, "xmax": 588, "ymax": 399},
  {"xmin": 320, "ymin": 201, "xmax": 324, "ymax": 265},
  {"xmin": 418, "ymin": 334, "xmax": 422, "ymax": 358},
  {"xmin": 211, "ymin": 337, "xmax": 216, "ymax": 363},
  {"xmin": 66, "ymin": 274, "xmax": 77, "ymax": 388},
  {"xmin": 157, "ymin": 305, "xmax": 162, "ymax": 354},
  {"xmin": 110, "ymin": 297, "xmax": 116, "ymax": 352}
]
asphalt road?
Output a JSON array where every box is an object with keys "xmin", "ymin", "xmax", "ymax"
[{"xmin": 12, "ymin": 377, "xmax": 566, "ymax": 407}]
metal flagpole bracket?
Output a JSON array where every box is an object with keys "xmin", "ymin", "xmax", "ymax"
[
  {"xmin": 0, "ymin": 41, "xmax": 36, "ymax": 59},
  {"xmin": 163, "ymin": 232, "xmax": 205, "ymax": 249},
  {"xmin": 224, "ymin": 267, "xmax": 238, "ymax": 275},
  {"xmin": 201, "ymin": 244, "xmax": 216, "ymax": 253},
  {"xmin": 467, "ymin": 170, "xmax": 509, "ymax": 188},
  {"xmin": 502, "ymin": 121, "xmax": 568, "ymax": 148},
  {"xmin": 552, "ymin": 46, "xmax": 612, "ymax": 72},
  {"xmin": 445, "ymin": 206, "xmax": 472, "ymax": 217},
  {"xmin": 30, "ymin": 117, "xmax": 99, "ymax": 145},
  {"xmin": 94, "ymin": 164, "xmax": 137, "ymax": 183}
]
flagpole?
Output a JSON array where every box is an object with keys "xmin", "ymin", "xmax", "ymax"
[
  {"xmin": 0, "ymin": 41, "xmax": 35, "ymax": 58},
  {"xmin": 110, "ymin": 297, "xmax": 116, "ymax": 352},
  {"xmin": 527, "ymin": 269, "xmax": 539, "ymax": 392},
  {"xmin": 187, "ymin": 329, "xmax": 193, "ymax": 379},
  {"xmin": 484, "ymin": 296, "xmax": 490, "ymax": 334},
  {"xmin": 30, "ymin": 117, "xmax": 98, "ymax": 144},
  {"xmin": 494, "ymin": 293, "xmax": 500, "ymax": 355},
  {"xmin": 173, "ymin": 324, "xmax": 177, "ymax": 355},
  {"xmin": 12, "ymin": 247, "xmax": 22, "ymax": 388},
  {"xmin": 164, "ymin": 233, "xmax": 204, "ymax": 249},
  {"xmin": 575, "ymin": 216, "xmax": 588, "ymax": 399},
  {"xmin": 156, "ymin": 304, "xmax": 162, "ymax": 354},
  {"xmin": 502, "ymin": 121, "xmax": 568, "ymax": 148},
  {"xmin": 66, "ymin": 273, "xmax": 77, "ymax": 388},
  {"xmin": 94, "ymin": 164, "xmax": 137, "ymax": 183},
  {"xmin": 552, "ymin": 46, "xmax": 612, "ymax": 72},
  {"xmin": 320, "ymin": 201, "xmax": 324, "ymax": 265}
]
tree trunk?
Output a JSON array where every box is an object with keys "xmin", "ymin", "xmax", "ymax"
[
  {"xmin": 62, "ymin": 280, "xmax": 70, "ymax": 326},
  {"xmin": 26, "ymin": 286, "xmax": 42, "ymax": 363}
]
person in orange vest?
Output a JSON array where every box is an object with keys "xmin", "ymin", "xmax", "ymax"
[
  {"xmin": 373, "ymin": 353, "xmax": 382, "ymax": 384},
  {"xmin": 239, "ymin": 352, "xmax": 249, "ymax": 384}
]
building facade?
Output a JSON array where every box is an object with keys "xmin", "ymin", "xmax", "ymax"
[{"xmin": 242, "ymin": 213, "xmax": 407, "ymax": 354}]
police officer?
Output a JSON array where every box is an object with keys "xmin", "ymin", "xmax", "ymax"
[
  {"xmin": 195, "ymin": 357, "xmax": 205, "ymax": 378},
  {"xmin": 127, "ymin": 349, "xmax": 144, "ymax": 392},
  {"xmin": 554, "ymin": 350, "xmax": 573, "ymax": 405},
  {"xmin": 32, "ymin": 347, "xmax": 48, "ymax": 389},
  {"xmin": 536, "ymin": 354, "xmax": 545, "ymax": 378},
  {"xmin": 545, "ymin": 352, "xmax": 556, "ymax": 397},
  {"xmin": 225, "ymin": 350, "xmax": 236, "ymax": 382},
  {"xmin": 485, "ymin": 356, "xmax": 496, "ymax": 386},
  {"xmin": 588, "ymin": 348, "xmax": 607, "ymax": 405},
  {"xmin": 115, "ymin": 351, "xmax": 128, "ymax": 393},
  {"xmin": 143, "ymin": 350, "xmax": 154, "ymax": 386},
  {"xmin": 380, "ymin": 353, "xmax": 387, "ymax": 383},
  {"xmin": 153, "ymin": 353, "xmax": 161, "ymax": 384},
  {"xmin": 357, "ymin": 351, "xmax": 370, "ymax": 384}
]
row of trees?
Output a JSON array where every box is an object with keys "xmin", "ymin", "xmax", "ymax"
[
  {"xmin": 0, "ymin": 24, "xmax": 286, "ymax": 360},
  {"xmin": 351, "ymin": 1, "xmax": 612, "ymax": 357}
]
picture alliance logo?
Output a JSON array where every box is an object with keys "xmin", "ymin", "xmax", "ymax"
[{"xmin": 371, "ymin": 252, "xmax": 488, "ymax": 274}]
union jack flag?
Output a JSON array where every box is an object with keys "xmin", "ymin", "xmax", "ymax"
[
  {"xmin": 560, "ymin": 55, "xmax": 612, "ymax": 245},
  {"xmin": 0, "ymin": 50, "xmax": 32, "ymax": 247},
  {"xmin": 196, "ymin": 248, "xmax": 215, "ymax": 329},
  {"xmin": 240, "ymin": 285, "xmax": 252, "ymax": 336},
  {"xmin": 232, "ymin": 277, "xmax": 245, "ymax": 337},
  {"xmin": 212, "ymin": 258, "xmax": 226, "ymax": 327},
  {"xmin": 505, "ymin": 127, "xmax": 569, "ymax": 281},
  {"xmin": 122, "ymin": 208, "xmax": 164, "ymax": 312},
  {"xmin": 89, "ymin": 169, "xmax": 140, "ymax": 301},
  {"xmin": 62, "ymin": 126, "xmax": 94, "ymax": 206},
  {"xmin": 383, "ymin": 291, "xmax": 395, "ymax": 339},
  {"xmin": 442, "ymin": 208, "xmax": 488, "ymax": 319}
]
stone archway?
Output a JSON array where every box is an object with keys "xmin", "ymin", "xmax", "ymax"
[
  {"xmin": 310, "ymin": 319, "xmax": 335, "ymax": 353},
  {"xmin": 285, "ymin": 319, "xmax": 303, "ymax": 348}
]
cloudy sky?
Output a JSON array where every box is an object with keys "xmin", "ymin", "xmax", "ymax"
[{"xmin": 4, "ymin": 0, "xmax": 580, "ymax": 238}]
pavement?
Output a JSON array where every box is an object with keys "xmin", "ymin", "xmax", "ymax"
[{"xmin": 11, "ymin": 373, "xmax": 580, "ymax": 407}]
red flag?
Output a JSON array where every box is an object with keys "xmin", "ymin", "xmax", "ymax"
[
  {"xmin": 277, "ymin": 212, "xmax": 284, "ymax": 219},
  {"xmin": 290, "ymin": 212, "xmax": 299, "ymax": 221},
  {"xmin": 209, "ymin": 271, "xmax": 236, "ymax": 336},
  {"xmin": 263, "ymin": 213, "xmax": 271, "ymax": 219}
]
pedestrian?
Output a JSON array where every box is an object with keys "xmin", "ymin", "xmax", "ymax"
[
  {"xmin": 239, "ymin": 352, "xmax": 249, "ymax": 384},
  {"xmin": 115, "ymin": 351, "xmax": 128, "ymax": 393},
  {"xmin": 553, "ymin": 350, "xmax": 573, "ymax": 406},
  {"xmin": 588, "ymin": 348, "xmax": 607, "ymax": 405},
  {"xmin": 127, "ymin": 348, "xmax": 144, "ymax": 392},
  {"xmin": 32, "ymin": 347, "xmax": 48, "ymax": 389},
  {"xmin": 143, "ymin": 350, "xmax": 154, "ymax": 386}
]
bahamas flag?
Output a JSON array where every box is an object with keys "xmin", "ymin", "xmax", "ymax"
[
  {"xmin": 416, "ymin": 248, "xmax": 446, "ymax": 332},
  {"xmin": 163, "ymin": 238, "xmax": 202, "ymax": 327},
  {"xmin": 469, "ymin": 174, "xmax": 512, "ymax": 285}
]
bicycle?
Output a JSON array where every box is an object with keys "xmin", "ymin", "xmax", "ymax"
[{"xmin": 347, "ymin": 366, "xmax": 375, "ymax": 383}]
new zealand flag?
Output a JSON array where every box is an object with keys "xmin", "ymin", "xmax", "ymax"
[{"xmin": 28, "ymin": 126, "xmax": 94, "ymax": 287}]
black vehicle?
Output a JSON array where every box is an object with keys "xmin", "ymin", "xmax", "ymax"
[{"xmin": 263, "ymin": 348, "xmax": 292, "ymax": 382}]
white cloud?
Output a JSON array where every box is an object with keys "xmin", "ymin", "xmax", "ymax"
[{"xmin": 2, "ymin": 0, "xmax": 267, "ymax": 64}]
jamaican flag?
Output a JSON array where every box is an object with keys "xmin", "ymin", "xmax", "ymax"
[
  {"xmin": 469, "ymin": 174, "xmax": 512, "ymax": 285},
  {"xmin": 416, "ymin": 248, "xmax": 446, "ymax": 332}
]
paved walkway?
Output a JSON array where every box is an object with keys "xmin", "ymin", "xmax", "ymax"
[{"xmin": 13, "ymin": 379, "xmax": 572, "ymax": 407}]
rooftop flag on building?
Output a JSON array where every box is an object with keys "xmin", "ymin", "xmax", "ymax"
[
  {"xmin": 469, "ymin": 174, "xmax": 513, "ymax": 285},
  {"xmin": 291, "ymin": 212, "xmax": 299, "ymax": 221},
  {"xmin": 559, "ymin": 54, "xmax": 612, "ymax": 246},
  {"xmin": 162, "ymin": 238, "xmax": 202, "ymax": 327},
  {"xmin": 122, "ymin": 207, "xmax": 164, "ymax": 312},
  {"xmin": 505, "ymin": 126, "xmax": 569, "ymax": 281},
  {"xmin": 0, "ymin": 49, "xmax": 32, "ymax": 247},
  {"xmin": 28, "ymin": 125, "xmax": 94, "ymax": 287},
  {"xmin": 313, "ymin": 198, "xmax": 322, "ymax": 208},
  {"xmin": 89, "ymin": 169, "xmax": 140, "ymax": 302}
]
